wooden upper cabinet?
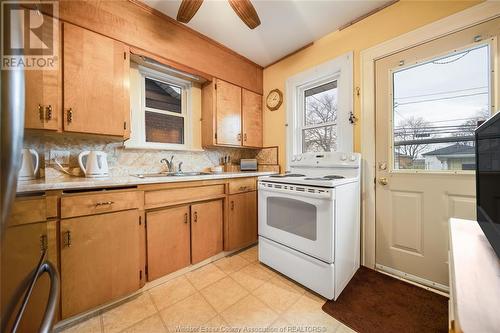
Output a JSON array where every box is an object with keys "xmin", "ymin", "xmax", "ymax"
[
  {"xmin": 226, "ymin": 191, "xmax": 257, "ymax": 251},
  {"xmin": 215, "ymin": 79, "xmax": 242, "ymax": 145},
  {"xmin": 202, "ymin": 79, "xmax": 262, "ymax": 148},
  {"xmin": 191, "ymin": 200, "xmax": 223, "ymax": 264},
  {"xmin": 60, "ymin": 209, "xmax": 141, "ymax": 318},
  {"xmin": 146, "ymin": 205, "xmax": 191, "ymax": 281},
  {"xmin": 63, "ymin": 23, "xmax": 129, "ymax": 137},
  {"xmin": 24, "ymin": 15, "xmax": 61, "ymax": 131},
  {"xmin": 242, "ymin": 89, "xmax": 263, "ymax": 147}
]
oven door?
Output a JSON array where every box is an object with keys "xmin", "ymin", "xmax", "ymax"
[{"xmin": 258, "ymin": 181, "xmax": 335, "ymax": 263}]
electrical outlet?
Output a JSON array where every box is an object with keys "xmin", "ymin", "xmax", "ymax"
[{"xmin": 49, "ymin": 150, "xmax": 70, "ymax": 166}]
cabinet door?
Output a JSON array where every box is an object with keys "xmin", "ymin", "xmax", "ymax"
[
  {"xmin": 146, "ymin": 205, "xmax": 191, "ymax": 281},
  {"xmin": 60, "ymin": 210, "xmax": 141, "ymax": 318},
  {"xmin": 242, "ymin": 89, "xmax": 263, "ymax": 147},
  {"xmin": 24, "ymin": 15, "xmax": 61, "ymax": 131},
  {"xmin": 227, "ymin": 191, "xmax": 257, "ymax": 250},
  {"xmin": 191, "ymin": 200, "xmax": 223, "ymax": 264},
  {"xmin": 1, "ymin": 222, "xmax": 52, "ymax": 332},
  {"xmin": 216, "ymin": 79, "xmax": 242, "ymax": 146},
  {"xmin": 63, "ymin": 23, "xmax": 129, "ymax": 136}
]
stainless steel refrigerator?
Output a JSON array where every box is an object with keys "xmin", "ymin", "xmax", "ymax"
[{"xmin": 1, "ymin": 9, "xmax": 59, "ymax": 333}]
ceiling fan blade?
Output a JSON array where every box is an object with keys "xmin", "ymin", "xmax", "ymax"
[
  {"xmin": 228, "ymin": 0, "xmax": 261, "ymax": 29},
  {"xmin": 177, "ymin": 0, "xmax": 204, "ymax": 23}
]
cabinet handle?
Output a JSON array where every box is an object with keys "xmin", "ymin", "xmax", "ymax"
[
  {"xmin": 193, "ymin": 211, "xmax": 198, "ymax": 223},
  {"xmin": 45, "ymin": 105, "xmax": 52, "ymax": 120},
  {"xmin": 239, "ymin": 186, "xmax": 247, "ymax": 191},
  {"xmin": 63, "ymin": 231, "xmax": 71, "ymax": 247},
  {"xmin": 231, "ymin": 201, "xmax": 234, "ymax": 210},
  {"xmin": 38, "ymin": 104, "xmax": 44, "ymax": 121},
  {"xmin": 67, "ymin": 108, "xmax": 73, "ymax": 123},
  {"xmin": 184, "ymin": 213, "xmax": 188, "ymax": 224},
  {"xmin": 39, "ymin": 234, "xmax": 48, "ymax": 252},
  {"xmin": 95, "ymin": 201, "xmax": 114, "ymax": 207},
  {"xmin": 237, "ymin": 133, "xmax": 241, "ymax": 141},
  {"xmin": 244, "ymin": 133, "xmax": 247, "ymax": 142}
]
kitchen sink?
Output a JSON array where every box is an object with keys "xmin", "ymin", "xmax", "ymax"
[{"xmin": 132, "ymin": 172, "xmax": 212, "ymax": 178}]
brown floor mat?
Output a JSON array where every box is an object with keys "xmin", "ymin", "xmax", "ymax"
[{"xmin": 322, "ymin": 266, "xmax": 448, "ymax": 333}]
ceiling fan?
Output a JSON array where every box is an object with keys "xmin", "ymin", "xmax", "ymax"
[{"xmin": 176, "ymin": 0, "xmax": 261, "ymax": 29}]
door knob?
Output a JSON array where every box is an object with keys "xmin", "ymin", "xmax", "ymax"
[{"xmin": 378, "ymin": 177, "xmax": 388, "ymax": 186}]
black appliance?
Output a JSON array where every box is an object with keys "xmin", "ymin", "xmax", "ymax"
[{"xmin": 475, "ymin": 111, "xmax": 500, "ymax": 258}]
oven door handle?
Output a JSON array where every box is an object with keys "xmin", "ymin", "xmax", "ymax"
[{"xmin": 258, "ymin": 184, "xmax": 332, "ymax": 200}]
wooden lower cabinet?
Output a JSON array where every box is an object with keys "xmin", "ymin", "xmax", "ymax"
[
  {"xmin": 60, "ymin": 209, "xmax": 142, "ymax": 318},
  {"xmin": 1, "ymin": 221, "xmax": 52, "ymax": 333},
  {"xmin": 146, "ymin": 205, "xmax": 191, "ymax": 281},
  {"xmin": 191, "ymin": 200, "xmax": 224, "ymax": 264},
  {"xmin": 227, "ymin": 191, "xmax": 257, "ymax": 250}
]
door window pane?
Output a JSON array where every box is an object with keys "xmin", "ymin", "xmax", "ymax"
[
  {"xmin": 393, "ymin": 45, "xmax": 490, "ymax": 171},
  {"xmin": 145, "ymin": 77, "xmax": 182, "ymax": 113},
  {"xmin": 267, "ymin": 197, "xmax": 317, "ymax": 240},
  {"xmin": 145, "ymin": 111, "xmax": 184, "ymax": 144}
]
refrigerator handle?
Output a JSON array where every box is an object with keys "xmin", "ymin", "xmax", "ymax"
[
  {"xmin": 11, "ymin": 250, "xmax": 60, "ymax": 333},
  {"xmin": 1, "ymin": 8, "xmax": 25, "ymax": 234}
]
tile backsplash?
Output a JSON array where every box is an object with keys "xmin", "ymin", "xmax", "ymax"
[{"xmin": 24, "ymin": 132, "xmax": 261, "ymax": 180}]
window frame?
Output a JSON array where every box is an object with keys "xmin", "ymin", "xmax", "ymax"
[
  {"xmin": 388, "ymin": 41, "xmax": 495, "ymax": 174},
  {"xmin": 126, "ymin": 65, "xmax": 193, "ymax": 150},
  {"xmin": 285, "ymin": 52, "xmax": 353, "ymax": 169}
]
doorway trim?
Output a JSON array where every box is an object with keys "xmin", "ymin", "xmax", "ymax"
[{"xmin": 360, "ymin": 1, "xmax": 500, "ymax": 268}]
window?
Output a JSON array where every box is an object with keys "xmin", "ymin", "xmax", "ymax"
[
  {"xmin": 392, "ymin": 44, "xmax": 491, "ymax": 171},
  {"xmin": 286, "ymin": 52, "xmax": 353, "ymax": 166},
  {"xmin": 126, "ymin": 65, "xmax": 192, "ymax": 150},
  {"xmin": 302, "ymin": 81, "xmax": 338, "ymax": 152}
]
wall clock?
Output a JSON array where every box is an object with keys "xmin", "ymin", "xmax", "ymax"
[{"xmin": 266, "ymin": 89, "xmax": 283, "ymax": 111}]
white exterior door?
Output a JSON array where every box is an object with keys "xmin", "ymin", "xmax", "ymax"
[{"xmin": 375, "ymin": 18, "xmax": 499, "ymax": 290}]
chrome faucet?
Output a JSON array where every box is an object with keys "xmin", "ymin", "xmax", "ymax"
[{"xmin": 161, "ymin": 156, "xmax": 174, "ymax": 172}]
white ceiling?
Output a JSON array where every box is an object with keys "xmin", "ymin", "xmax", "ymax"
[{"xmin": 143, "ymin": 0, "xmax": 390, "ymax": 67}]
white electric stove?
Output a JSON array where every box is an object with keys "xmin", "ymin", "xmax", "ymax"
[{"xmin": 258, "ymin": 151, "xmax": 361, "ymax": 300}]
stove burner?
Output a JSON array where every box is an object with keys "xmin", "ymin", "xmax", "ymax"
[
  {"xmin": 270, "ymin": 173, "xmax": 306, "ymax": 178},
  {"xmin": 304, "ymin": 175, "xmax": 345, "ymax": 181},
  {"xmin": 323, "ymin": 175, "xmax": 345, "ymax": 179}
]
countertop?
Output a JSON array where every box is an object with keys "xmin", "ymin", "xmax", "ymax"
[
  {"xmin": 16, "ymin": 171, "xmax": 276, "ymax": 193},
  {"xmin": 449, "ymin": 218, "xmax": 500, "ymax": 333}
]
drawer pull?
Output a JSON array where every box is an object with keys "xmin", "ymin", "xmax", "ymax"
[
  {"xmin": 193, "ymin": 211, "xmax": 198, "ymax": 223},
  {"xmin": 231, "ymin": 201, "xmax": 234, "ymax": 210},
  {"xmin": 95, "ymin": 201, "xmax": 114, "ymax": 207},
  {"xmin": 63, "ymin": 231, "xmax": 71, "ymax": 247},
  {"xmin": 184, "ymin": 213, "xmax": 188, "ymax": 224},
  {"xmin": 239, "ymin": 186, "xmax": 247, "ymax": 191}
]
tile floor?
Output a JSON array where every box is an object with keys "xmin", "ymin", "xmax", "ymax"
[{"xmin": 59, "ymin": 246, "xmax": 356, "ymax": 333}]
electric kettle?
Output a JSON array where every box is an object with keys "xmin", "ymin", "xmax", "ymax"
[
  {"xmin": 19, "ymin": 148, "xmax": 39, "ymax": 180},
  {"xmin": 78, "ymin": 151, "xmax": 109, "ymax": 178}
]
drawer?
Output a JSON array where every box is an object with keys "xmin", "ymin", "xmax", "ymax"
[
  {"xmin": 145, "ymin": 184, "xmax": 225, "ymax": 209},
  {"xmin": 10, "ymin": 196, "xmax": 47, "ymax": 225},
  {"xmin": 61, "ymin": 191, "xmax": 141, "ymax": 218},
  {"xmin": 228, "ymin": 177, "xmax": 256, "ymax": 194}
]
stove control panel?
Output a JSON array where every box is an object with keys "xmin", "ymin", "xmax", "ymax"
[{"xmin": 291, "ymin": 152, "xmax": 360, "ymax": 168}]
